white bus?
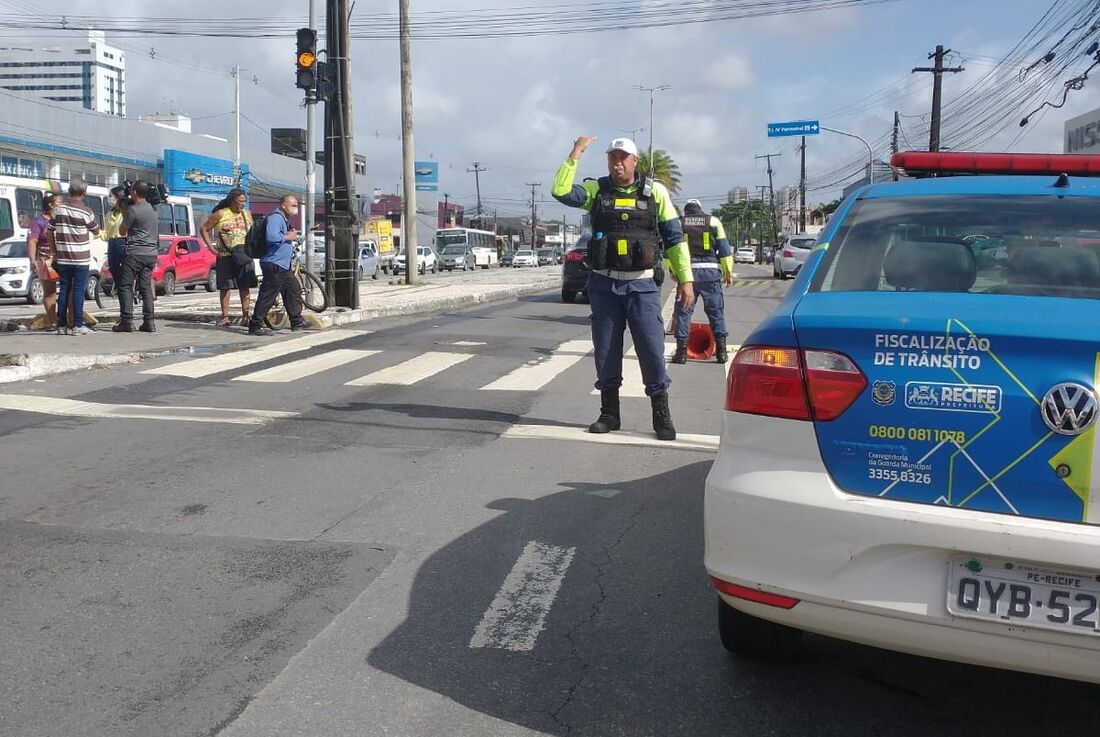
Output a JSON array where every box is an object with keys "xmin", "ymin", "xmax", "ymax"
[{"xmin": 434, "ymin": 227, "xmax": 498, "ymax": 268}]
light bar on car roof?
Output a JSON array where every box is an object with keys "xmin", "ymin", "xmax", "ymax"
[{"xmin": 890, "ymin": 151, "xmax": 1100, "ymax": 177}]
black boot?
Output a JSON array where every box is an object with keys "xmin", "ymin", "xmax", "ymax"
[
  {"xmin": 112, "ymin": 320, "xmax": 134, "ymax": 333},
  {"xmin": 671, "ymin": 340, "xmax": 688, "ymax": 364},
  {"xmin": 139, "ymin": 320, "xmax": 156, "ymax": 333},
  {"xmin": 715, "ymin": 336, "xmax": 728, "ymax": 364},
  {"xmin": 588, "ymin": 389, "xmax": 621, "ymax": 434},
  {"xmin": 651, "ymin": 393, "xmax": 676, "ymax": 441}
]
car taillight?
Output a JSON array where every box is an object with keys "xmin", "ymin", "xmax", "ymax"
[
  {"xmin": 565, "ymin": 251, "xmax": 585, "ymax": 263},
  {"xmin": 725, "ymin": 346, "xmax": 865, "ymax": 421},
  {"xmin": 710, "ymin": 577, "xmax": 800, "ymax": 609},
  {"xmin": 783, "ymin": 250, "xmax": 793, "ymax": 258}
]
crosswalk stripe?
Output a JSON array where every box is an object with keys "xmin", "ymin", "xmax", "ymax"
[
  {"xmin": 346, "ymin": 351, "xmax": 473, "ymax": 387},
  {"xmin": 481, "ymin": 339, "xmax": 592, "ymax": 392},
  {"xmin": 232, "ymin": 349, "xmax": 379, "ymax": 383},
  {"xmin": 142, "ymin": 330, "xmax": 366, "ymax": 378},
  {"xmin": 501, "ymin": 423, "xmax": 719, "ymax": 452},
  {"xmin": 589, "ymin": 342, "xmax": 678, "ymax": 398},
  {"xmin": 0, "ymin": 394, "xmax": 294, "ymax": 425}
]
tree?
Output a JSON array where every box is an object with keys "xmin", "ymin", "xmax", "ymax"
[{"xmin": 637, "ymin": 149, "xmax": 681, "ymax": 194}]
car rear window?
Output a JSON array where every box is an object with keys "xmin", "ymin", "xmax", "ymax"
[
  {"xmin": 788, "ymin": 238, "xmax": 815, "ymax": 249},
  {"xmin": 814, "ymin": 195, "xmax": 1100, "ymax": 300}
]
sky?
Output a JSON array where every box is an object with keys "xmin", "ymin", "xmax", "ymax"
[{"xmin": 3, "ymin": 0, "xmax": 1098, "ymax": 225}]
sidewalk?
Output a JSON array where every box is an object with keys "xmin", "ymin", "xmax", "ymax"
[{"xmin": 0, "ymin": 273, "xmax": 560, "ymax": 383}]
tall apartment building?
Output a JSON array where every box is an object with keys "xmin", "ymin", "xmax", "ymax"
[
  {"xmin": 727, "ymin": 185, "xmax": 749, "ymax": 204},
  {"xmin": 0, "ymin": 31, "xmax": 126, "ymax": 116}
]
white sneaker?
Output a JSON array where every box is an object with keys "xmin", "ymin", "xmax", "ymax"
[
  {"xmin": 56, "ymin": 327, "xmax": 70, "ymax": 335},
  {"xmin": 70, "ymin": 326, "xmax": 92, "ymax": 336}
]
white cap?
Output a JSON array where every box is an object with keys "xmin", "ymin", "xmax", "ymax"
[
  {"xmin": 605, "ymin": 137, "xmax": 639, "ymax": 157},
  {"xmin": 685, "ymin": 199, "xmax": 702, "ymax": 208}
]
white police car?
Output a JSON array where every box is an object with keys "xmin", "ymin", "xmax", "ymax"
[{"xmin": 706, "ymin": 151, "xmax": 1100, "ymax": 683}]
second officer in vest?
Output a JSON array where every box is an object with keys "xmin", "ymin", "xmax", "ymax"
[
  {"xmin": 552, "ymin": 135, "xmax": 695, "ymax": 441},
  {"xmin": 671, "ymin": 198, "xmax": 733, "ymax": 364}
]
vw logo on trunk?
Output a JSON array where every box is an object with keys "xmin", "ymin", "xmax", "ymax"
[{"xmin": 1041, "ymin": 383, "xmax": 1098, "ymax": 435}]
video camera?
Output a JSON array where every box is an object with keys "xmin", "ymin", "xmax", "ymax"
[{"xmin": 122, "ymin": 180, "xmax": 170, "ymax": 207}]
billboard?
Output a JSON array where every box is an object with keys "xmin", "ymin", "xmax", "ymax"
[
  {"xmin": 163, "ymin": 149, "xmax": 249, "ymax": 197},
  {"xmin": 1065, "ymin": 108, "xmax": 1100, "ymax": 154}
]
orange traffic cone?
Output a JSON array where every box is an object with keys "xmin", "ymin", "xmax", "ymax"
[{"xmin": 686, "ymin": 323, "xmax": 716, "ymax": 361}]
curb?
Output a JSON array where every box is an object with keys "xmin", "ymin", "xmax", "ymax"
[{"xmin": 0, "ymin": 279, "xmax": 559, "ymax": 382}]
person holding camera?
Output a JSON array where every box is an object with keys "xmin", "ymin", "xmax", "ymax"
[
  {"xmin": 200, "ymin": 187, "xmax": 257, "ymax": 328},
  {"xmin": 114, "ymin": 181, "xmax": 158, "ymax": 333}
]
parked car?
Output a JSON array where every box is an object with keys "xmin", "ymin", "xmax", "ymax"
[
  {"xmin": 102, "ymin": 235, "xmax": 216, "ymax": 296},
  {"xmin": 707, "ymin": 150, "xmax": 1100, "ymax": 685},
  {"xmin": 0, "ymin": 237, "xmax": 42, "ymax": 304},
  {"xmin": 735, "ymin": 246, "xmax": 756, "ymax": 264},
  {"xmin": 438, "ymin": 244, "xmax": 476, "ymax": 272},
  {"xmin": 358, "ymin": 242, "xmax": 381, "ymax": 280},
  {"xmin": 536, "ymin": 248, "xmax": 556, "ymax": 266},
  {"xmin": 393, "ymin": 246, "xmax": 438, "ymax": 275},
  {"xmin": 772, "ymin": 233, "xmax": 816, "ymax": 279},
  {"xmin": 561, "ymin": 234, "xmax": 591, "ymax": 303},
  {"xmin": 512, "ymin": 249, "xmax": 538, "ymax": 267}
]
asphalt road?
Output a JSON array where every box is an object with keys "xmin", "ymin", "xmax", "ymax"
[{"xmin": 0, "ymin": 264, "xmax": 1094, "ymax": 737}]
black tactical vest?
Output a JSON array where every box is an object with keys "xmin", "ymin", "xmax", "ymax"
[
  {"xmin": 587, "ymin": 178, "xmax": 659, "ymax": 271},
  {"xmin": 682, "ymin": 215, "xmax": 716, "ymax": 261}
]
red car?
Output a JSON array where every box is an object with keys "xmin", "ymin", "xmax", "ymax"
[{"xmin": 103, "ymin": 236, "xmax": 217, "ymax": 296}]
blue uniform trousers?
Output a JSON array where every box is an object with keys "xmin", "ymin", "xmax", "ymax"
[
  {"xmin": 674, "ymin": 276, "xmax": 727, "ymax": 341},
  {"xmin": 588, "ymin": 272, "xmax": 670, "ymax": 397}
]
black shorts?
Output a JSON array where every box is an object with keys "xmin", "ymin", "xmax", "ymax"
[{"xmin": 215, "ymin": 254, "xmax": 258, "ymax": 290}]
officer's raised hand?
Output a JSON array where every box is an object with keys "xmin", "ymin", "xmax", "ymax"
[{"xmin": 570, "ymin": 136, "xmax": 599, "ymax": 161}]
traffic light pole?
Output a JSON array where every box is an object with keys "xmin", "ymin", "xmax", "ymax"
[
  {"xmin": 323, "ymin": 0, "xmax": 358, "ymax": 308},
  {"xmin": 304, "ymin": 0, "xmax": 316, "ymax": 278}
]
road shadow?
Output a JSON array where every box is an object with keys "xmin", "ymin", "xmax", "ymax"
[
  {"xmin": 314, "ymin": 402, "xmax": 573, "ymax": 429},
  {"xmin": 513, "ymin": 314, "xmax": 591, "ymax": 327},
  {"xmin": 369, "ymin": 462, "xmax": 1095, "ymax": 737}
]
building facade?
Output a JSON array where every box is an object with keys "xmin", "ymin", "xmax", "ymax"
[{"xmin": 0, "ymin": 31, "xmax": 125, "ymax": 116}]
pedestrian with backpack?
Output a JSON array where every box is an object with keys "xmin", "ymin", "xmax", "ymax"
[
  {"xmin": 200, "ymin": 187, "xmax": 257, "ymax": 327},
  {"xmin": 248, "ymin": 194, "xmax": 312, "ymax": 335}
]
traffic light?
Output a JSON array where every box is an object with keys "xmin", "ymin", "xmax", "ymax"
[{"xmin": 296, "ymin": 28, "xmax": 317, "ymax": 91}]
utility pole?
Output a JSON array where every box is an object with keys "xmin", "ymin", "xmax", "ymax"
[
  {"xmin": 755, "ymin": 185, "xmax": 769, "ymax": 246},
  {"xmin": 442, "ymin": 192, "xmax": 449, "ymax": 227},
  {"xmin": 755, "ymin": 153, "xmax": 780, "ymax": 241},
  {"xmin": 636, "ymin": 84, "xmax": 670, "ymax": 175},
  {"xmin": 798, "ymin": 137, "xmax": 806, "ymax": 233},
  {"xmin": 232, "ymin": 64, "xmax": 241, "ymax": 185},
  {"xmin": 398, "ymin": 0, "xmax": 418, "ymax": 284},
  {"xmin": 303, "ymin": 0, "xmax": 317, "ymax": 277},
  {"xmin": 324, "ymin": 0, "xmax": 358, "ymax": 306},
  {"xmin": 468, "ymin": 162, "xmax": 487, "ymax": 221},
  {"xmin": 891, "ymin": 110, "xmax": 900, "ymax": 181},
  {"xmin": 526, "ymin": 182, "xmax": 540, "ymax": 249},
  {"xmin": 912, "ymin": 45, "xmax": 964, "ymax": 152}
]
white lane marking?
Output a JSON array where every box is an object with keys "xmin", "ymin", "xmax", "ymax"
[
  {"xmin": 451, "ymin": 341, "xmax": 487, "ymax": 347},
  {"xmin": 232, "ymin": 349, "xmax": 379, "ymax": 383},
  {"xmin": 502, "ymin": 423, "xmax": 719, "ymax": 452},
  {"xmin": 481, "ymin": 339, "xmax": 592, "ymax": 392},
  {"xmin": 469, "ymin": 540, "xmax": 576, "ymax": 652},
  {"xmin": 588, "ymin": 342, "xmax": 678, "ymax": 398},
  {"xmin": 0, "ymin": 394, "xmax": 294, "ymax": 425},
  {"xmin": 142, "ymin": 330, "xmax": 367, "ymax": 378},
  {"xmin": 346, "ymin": 351, "xmax": 473, "ymax": 387}
]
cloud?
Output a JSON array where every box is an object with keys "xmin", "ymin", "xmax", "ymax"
[{"xmin": 702, "ymin": 55, "xmax": 756, "ymax": 91}]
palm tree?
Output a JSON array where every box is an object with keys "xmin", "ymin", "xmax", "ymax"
[{"xmin": 637, "ymin": 149, "xmax": 681, "ymax": 194}]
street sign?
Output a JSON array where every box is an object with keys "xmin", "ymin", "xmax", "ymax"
[
  {"xmin": 767, "ymin": 120, "xmax": 820, "ymax": 137},
  {"xmin": 414, "ymin": 160, "xmax": 439, "ymax": 185},
  {"xmin": 415, "ymin": 184, "xmax": 438, "ymax": 192}
]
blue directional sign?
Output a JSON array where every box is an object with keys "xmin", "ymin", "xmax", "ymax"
[
  {"xmin": 414, "ymin": 160, "xmax": 439, "ymax": 192},
  {"xmin": 767, "ymin": 120, "xmax": 820, "ymax": 137},
  {"xmin": 415, "ymin": 184, "xmax": 438, "ymax": 192}
]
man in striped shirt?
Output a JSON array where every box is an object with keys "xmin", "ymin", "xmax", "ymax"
[{"xmin": 49, "ymin": 178, "xmax": 101, "ymax": 335}]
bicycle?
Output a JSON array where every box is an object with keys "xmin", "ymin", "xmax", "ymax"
[{"xmin": 264, "ymin": 245, "xmax": 328, "ymax": 328}]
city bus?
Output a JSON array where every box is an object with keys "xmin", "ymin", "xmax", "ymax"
[{"xmin": 434, "ymin": 227, "xmax": 498, "ymax": 268}]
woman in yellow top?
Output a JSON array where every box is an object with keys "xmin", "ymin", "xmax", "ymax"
[
  {"xmin": 200, "ymin": 187, "xmax": 258, "ymax": 327},
  {"xmin": 104, "ymin": 186, "xmax": 127, "ymax": 310}
]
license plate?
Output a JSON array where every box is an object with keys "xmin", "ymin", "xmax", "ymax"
[{"xmin": 947, "ymin": 555, "xmax": 1100, "ymax": 636}]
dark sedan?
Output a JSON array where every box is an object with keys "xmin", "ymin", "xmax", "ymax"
[{"xmin": 561, "ymin": 234, "xmax": 591, "ymax": 303}]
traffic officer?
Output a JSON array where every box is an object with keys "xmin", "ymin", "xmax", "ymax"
[
  {"xmin": 552, "ymin": 135, "xmax": 695, "ymax": 441},
  {"xmin": 671, "ymin": 198, "xmax": 733, "ymax": 364}
]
